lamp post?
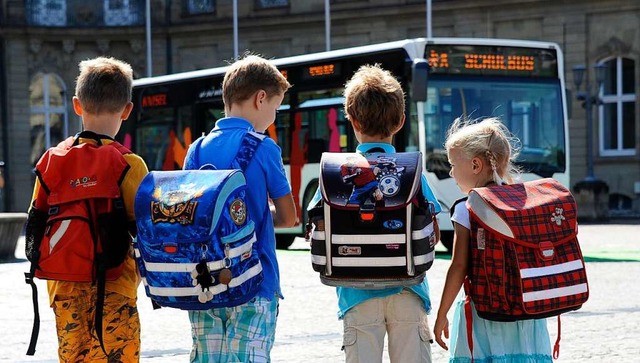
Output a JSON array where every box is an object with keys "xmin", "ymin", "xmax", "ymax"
[{"xmin": 572, "ymin": 63, "xmax": 609, "ymax": 220}]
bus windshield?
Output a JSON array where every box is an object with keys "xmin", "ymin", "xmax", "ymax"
[{"xmin": 418, "ymin": 77, "xmax": 566, "ymax": 179}]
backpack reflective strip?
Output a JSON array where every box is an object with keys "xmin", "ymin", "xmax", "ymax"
[
  {"xmin": 413, "ymin": 251, "xmax": 435, "ymax": 265},
  {"xmin": 412, "ymin": 222, "xmax": 434, "ymax": 240},
  {"xmin": 332, "ymin": 256, "xmax": 406, "ymax": 267},
  {"xmin": 228, "ymin": 262, "xmax": 262, "ymax": 288},
  {"xmin": 522, "ymin": 283, "xmax": 588, "ymax": 302},
  {"xmin": 134, "ymin": 233, "xmax": 257, "ymax": 272},
  {"xmin": 312, "ymin": 255, "xmax": 327, "ymax": 265},
  {"xmin": 520, "ymin": 259, "xmax": 584, "ymax": 279},
  {"xmin": 312, "ymin": 230, "xmax": 325, "ymax": 240},
  {"xmin": 144, "ymin": 279, "xmax": 227, "ymax": 297},
  {"xmin": 48, "ymin": 220, "xmax": 71, "ymax": 253},
  {"xmin": 331, "ymin": 234, "xmax": 405, "ymax": 244},
  {"xmin": 142, "ymin": 261, "xmax": 262, "ymax": 296}
]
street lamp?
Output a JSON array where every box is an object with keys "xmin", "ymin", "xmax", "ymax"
[
  {"xmin": 572, "ymin": 63, "xmax": 607, "ymax": 181},
  {"xmin": 572, "ymin": 63, "xmax": 609, "ymax": 220}
]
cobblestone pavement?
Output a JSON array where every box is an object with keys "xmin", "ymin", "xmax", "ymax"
[{"xmin": 1, "ymin": 222, "xmax": 638, "ymax": 362}]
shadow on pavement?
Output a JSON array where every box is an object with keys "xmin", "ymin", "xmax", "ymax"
[{"xmin": 0, "ymin": 256, "xmax": 27, "ymax": 264}]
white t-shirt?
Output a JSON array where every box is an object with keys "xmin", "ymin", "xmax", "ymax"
[{"xmin": 450, "ymin": 199, "xmax": 471, "ymax": 230}]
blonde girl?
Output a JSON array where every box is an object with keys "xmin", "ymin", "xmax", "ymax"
[{"xmin": 433, "ymin": 117, "xmax": 553, "ymax": 362}]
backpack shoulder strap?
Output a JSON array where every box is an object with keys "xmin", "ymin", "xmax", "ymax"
[
  {"xmin": 108, "ymin": 140, "xmax": 132, "ymax": 156},
  {"xmin": 232, "ymin": 131, "xmax": 265, "ymax": 172},
  {"xmin": 190, "ymin": 135, "xmax": 206, "ymax": 170},
  {"xmin": 188, "ymin": 131, "xmax": 264, "ymax": 171},
  {"xmin": 450, "ymin": 197, "xmax": 468, "ymax": 219}
]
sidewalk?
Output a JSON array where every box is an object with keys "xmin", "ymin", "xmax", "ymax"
[{"xmin": 2, "ymin": 223, "xmax": 640, "ymax": 362}]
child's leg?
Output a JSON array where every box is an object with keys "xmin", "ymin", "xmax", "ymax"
[
  {"xmin": 188, "ymin": 308, "xmax": 228, "ymax": 363},
  {"xmin": 225, "ymin": 297, "xmax": 279, "ymax": 363},
  {"xmin": 87, "ymin": 291, "xmax": 141, "ymax": 362},
  {"xmin": 52, "ymin": 291, "xmax": 93, "ymax": 362},
  {"xmin": 386, "ymin": 290, "xmax": 432, "ymax": 363},
  {"xmin": 342, "ymin": 297, "xmax": 386, "ymax": 363},
  {"xmin": 52, "ymin": 290, "xmax": 140, "ymax": 363}
]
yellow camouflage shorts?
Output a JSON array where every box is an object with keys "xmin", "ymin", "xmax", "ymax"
[{"xmin": 52, "ymin": 289, "xmax": 140, "ymax": 362}]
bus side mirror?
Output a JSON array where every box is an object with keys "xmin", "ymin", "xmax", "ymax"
[{"xmin": 411, "ymin": 58, "xmax": 429, "ymax": 102}]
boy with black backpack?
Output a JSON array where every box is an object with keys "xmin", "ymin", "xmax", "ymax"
[
  {"xmin": 24, "ymin": 57, "xmax": 148, "ymax": 361},
  {"xmin": 307, "ymin": 64, "xmax": 441, "ymax": 363}
]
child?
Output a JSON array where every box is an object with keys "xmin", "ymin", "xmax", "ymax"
[
  {"xmin": 433, "ymin": 117, "xmax": 553, "ymax": 362},
  {"xmin": 183, "ymin": 54, "xmax": 297, "ymax": 362},
  {"xmin": 309, "ymin": 64, "xmax": 441, "ymax": 363},
  {"xmin": 28, "ymin": 57, "xmax": 149, "ymax": 361}
]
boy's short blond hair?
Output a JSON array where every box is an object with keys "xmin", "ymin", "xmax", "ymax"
[
  {"xmin": 343, "ymin": 64, "xmax": 405, "ymax": 138},
  {"xmin": 222, "ymin": 54, "xmax": 291, "ymax": 106},
  {"xmin": 75, "ymin": 57, "xmax": 133, "ymax": 114}
]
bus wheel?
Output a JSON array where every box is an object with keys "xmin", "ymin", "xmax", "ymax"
[
  {"xmin": 276, "ymin": 234, "xmax": 296, "ymax": 250},
  {"xmin": 439, "ymin": 230, "xmax": 454, "ymax": 253}
]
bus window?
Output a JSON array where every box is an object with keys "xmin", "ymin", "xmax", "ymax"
[
  {"xmin": 137, "ymin": 126, "xmax": 170, "ymax": 171},
  {"xmin": 136, "ymin": 105, "xmax": 190, "ymax": 170},
  {"xmin": 298, "ymin": 98, "xmax": 351, "ymax": 162},
  {"xmin": 203, "ymin": 105, "xmax": 225, "ymax": 134},
  {"xmin": 422, "ymin": 78, "xmax": 565, "ymax": 177},
  {"xmin": 275, "ymin": 104, "xmax": 291, "ymax": 162}
]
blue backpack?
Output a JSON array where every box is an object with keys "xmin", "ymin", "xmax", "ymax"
[{"xmin": 134, "ymin": 132, "xmax": 264, "ymax": 310}]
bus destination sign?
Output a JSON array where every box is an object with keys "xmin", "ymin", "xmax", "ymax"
[
  {"xmin": 302, "ymin": 63, "xmax": 341, "ymax": 80},
  {"xmin": 425, "ymin": 44, "xmax": 558, "ymax": 77}
]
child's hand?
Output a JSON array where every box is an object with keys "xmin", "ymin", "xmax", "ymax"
[{"xmin": 433, "ymin": 315, "xmax": 450, "ymax": 350}]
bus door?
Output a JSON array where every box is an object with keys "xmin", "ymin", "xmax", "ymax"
[{"xmin": 287, "ymin": 94, "xmax": 354, "ymax": 228}]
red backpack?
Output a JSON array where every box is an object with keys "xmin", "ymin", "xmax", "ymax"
[
  {"xmin": 24, "ymin": 133, "xmax": 132, "ymax": 356},
  {"xmin": 463, "ymin": 178, "xmax": 589, "ymax": 358}
]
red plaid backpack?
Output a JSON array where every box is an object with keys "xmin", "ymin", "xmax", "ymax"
[{"xmin": 462, "ymin": 178, "xmax": 589, "ymax": 358}]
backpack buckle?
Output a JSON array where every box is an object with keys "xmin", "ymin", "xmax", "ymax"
[
  {"xmin": 24, "ymin": 272, "xmax": 33, "ymax": 283},
  {"xmin": 359, "ymin": 200, "xmax": 376, "ymax": 222},
  {"xmin": 538, "ymin": 241, "xmax": 555, "ymax": 261}
]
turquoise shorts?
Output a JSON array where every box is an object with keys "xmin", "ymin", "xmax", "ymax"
[{"xmin": 188, "ymin": 296, "xmax": 279, "ymax": 363}]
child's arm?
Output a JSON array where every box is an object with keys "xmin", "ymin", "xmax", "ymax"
[
  {"xmin": 271, "ymin": 193, "xmax": 297, "ymax": 228},
  {"xmin": 433, "ymin": 221, "xmax": 470, "ymax": 350},
  {"xmin": 120, "ymin": 155, "xmax": 149, "ymax": 236}
]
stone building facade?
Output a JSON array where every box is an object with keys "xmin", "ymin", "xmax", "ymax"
[{"xmin": 0, "ymin": 0, "xmax": 639, "ymax": 217}]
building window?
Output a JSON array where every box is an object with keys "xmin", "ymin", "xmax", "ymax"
[
  {"xmin": 30, "ymin": 73, "xmax": 69, "ymax": 165},
  {"xmin": 104, "ymin": 0, "xmax": 140, "ymax": 26},
  {"xmin": 184, "ymin": 0, "xmax": 215, "ymax": 15},
  {"xmin": 598, "ymin": 57, "xmax": 636, "ymax": 156},
  {"xmin": 29, "ymin": 0, "xmax": 67, "ymax": 26},
  {"xmin": 255, "ymin": 0, "xmax": 289, "ymax": 9}
]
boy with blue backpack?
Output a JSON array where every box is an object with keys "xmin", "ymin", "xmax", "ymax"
[{"xmin": 182, "ymin": 54, "xmax": 297, "ymax": 362}]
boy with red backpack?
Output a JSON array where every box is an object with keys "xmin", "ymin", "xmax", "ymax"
[{"xmin": 24, "ymin": 57, "xmax": 148, "ymax": 362}]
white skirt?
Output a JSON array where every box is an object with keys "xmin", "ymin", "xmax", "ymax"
[{"xmin": 449, "ymin": 298, "xmax": 553, "ymax": 363}]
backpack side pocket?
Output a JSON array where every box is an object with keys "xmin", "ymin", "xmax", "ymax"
[{"xmin": 25, "ymin": 208, "xmax": 48, "ymax": 263}]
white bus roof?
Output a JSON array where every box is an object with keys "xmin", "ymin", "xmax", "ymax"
[
  {"xmin": 133, "ymin": 38, "xmax": 419, "ymax": 88},
  {"xmin": 133, "ymin": 37, "xmax": 562, "ymax": 88}
]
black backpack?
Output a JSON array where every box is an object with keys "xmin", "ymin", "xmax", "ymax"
[{"xmin": 307, "ymin": 152, "xmax": 437, "ymax": 289}]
